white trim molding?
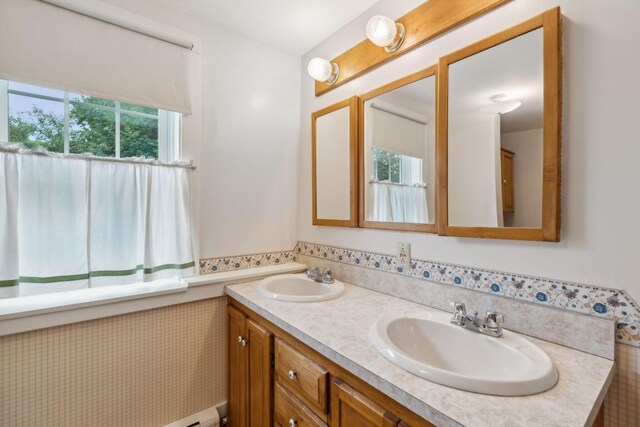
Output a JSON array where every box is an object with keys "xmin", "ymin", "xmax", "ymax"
[
  {"xmin": 164, "ymin": 404, "xmax": 224, "ymax": 427},
  {"xmin": 0, "ymin": 262, "xmax": 307, "ymax": 336}
]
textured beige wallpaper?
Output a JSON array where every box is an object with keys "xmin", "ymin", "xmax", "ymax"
[
  {"xmin": 2, "ymin": 290, "xmax": 636, "ymax": 427},
  {"xmin": 605, "ymin": 343, "xmax": 639, "ymax": 427},
  {"xmin": 0, "ymin": 297, "xmax": 227, "ymax": 427}
]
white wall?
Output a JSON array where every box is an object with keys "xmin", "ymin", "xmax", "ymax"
[
  {"xmin": 502, "ymin": 128, "xmax": 543, "ymax": 227},
  {"xmin": 198, "ymin": 27, "xmax": 301, "ymax": 257},
  {"xmin": 297, "ymin": 0, "xmax": 640, "ymax": 302},
  {"xmin": 448, "ymin": 112, "xmax": 501, "ymax": 227},
  {"xmin": 102, "ymin": 0, "xmax": 301, "ymax": 259}
]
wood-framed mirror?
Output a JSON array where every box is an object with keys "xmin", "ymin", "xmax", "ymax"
[
  {"xmin": 312, "ymin": 96, "xmax": 359, "ymax": 227},
  {"xmin": 358, "ymin": 66, "xmax": 438, "ymax": 233},
  {"xmin": 437, "ymin": 7, "xmax": 561, "ymax": 241}
]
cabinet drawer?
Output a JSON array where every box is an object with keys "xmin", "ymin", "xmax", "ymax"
[
  {"xmin": 275, "ymin": 338, "xmax": 329, "ymax": 415},
  {"xmin": 275, "ymin": 382, "xmax": 327, "ymax": 427}
]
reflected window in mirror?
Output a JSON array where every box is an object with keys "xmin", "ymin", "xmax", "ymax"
[
  {"xmin": 360, "ymin": 68, "xmax": 437, "ymax": 231},
  {"xmin": 373, "ymin": 149, "xmax": 423, "ymax": 186}
]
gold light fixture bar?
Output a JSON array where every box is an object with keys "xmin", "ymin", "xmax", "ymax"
[{"xmin": 314, "ymin": 0, "xmax": 513, "ymax": 96}]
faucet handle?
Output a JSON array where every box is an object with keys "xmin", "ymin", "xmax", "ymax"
[
  {"xmin": 484, "ymin": 311, "xmax": 504, "ymax": 332},
  {"xmin": 323, "ymin": 269, "xmax": 334, "ymax": 283},
  {"xmin": 449, "ymin": 302, "xmax": 467, "ymax": 326},
  {"xmin": 450, "ymin": 302, "xmax": 466, "ymax": 314}
]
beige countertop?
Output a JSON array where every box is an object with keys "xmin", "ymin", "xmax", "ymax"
[{"xmin": 226, "ymin": 279, "xmax": 615, "ymax": 427}]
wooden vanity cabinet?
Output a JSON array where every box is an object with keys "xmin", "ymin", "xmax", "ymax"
[
  {"xmin": 227, "ymin": 299, "xmax": 435, "ymax": 427},
  {"xmin": 228, "ymin": 305, "xmax": 274, "ymax": 427},
  {"xmin": 228, "ymin": 298, "xmax": 607, "ymax": 427},
  {"xmin": 330, "ymin": 378, "xmax": 400, "ymax": 427},
  {"xmin": 275, "ymin": 337, "xmax": 329, "ymax": 418},
  {"xmin": 275, "ymin": 382, "xmax": 327, "ymax": 427}
]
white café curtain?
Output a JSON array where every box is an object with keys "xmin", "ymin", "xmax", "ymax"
[
  {"xmin": 0, "ymin": 143, "xmax": 196, "ymax": 298},
  {"xmin": 368, "ymin": 182, "xmax": 428, "ymax": 224}
]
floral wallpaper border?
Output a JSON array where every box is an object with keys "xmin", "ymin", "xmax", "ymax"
[
  {"xmin": 199, "ymin": 242, "xmax": 639, "ymax": 346},
  {"xmin": 199, "ymin": 250, "xmax": 295, "ymax": 274},
  {"xmin": 294, "ymin": 242, "xmax": 639, "ymax": 347}
]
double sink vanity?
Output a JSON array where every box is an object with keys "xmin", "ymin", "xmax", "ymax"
[
  {"xmin": 226, "ymin": 4, "xmax": 613, "ymax": 426},
  {"xmin": 226, "ymin": 268, "xmax": 613, "ymax": 427}
]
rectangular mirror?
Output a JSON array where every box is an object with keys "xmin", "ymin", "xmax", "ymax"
[
  {"xmin": 359, "ymin": 67, "xmax": 437, "ymax": 232},
  {"xmin": 312, "ymin": 96, "xmax": 358, "ymax": 227},
  {"xmin": 437, "ymin": 7, "xmax": 561, "ymax": 241}
]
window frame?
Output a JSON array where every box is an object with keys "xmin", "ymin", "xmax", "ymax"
[
  {"xmin": 373, "ymin": 148, "xmax": 424, "ymax": 186},
  {"xmin": 373, "ymin": 149, "xmax": 402, "ymax": 184},
  {"xmin": 0, "ymin": 79, "xmax": 180, "ymax": 162},
  {"xmin": 0, "ymin": 80, "xmax": 8, "ymax": 142}
]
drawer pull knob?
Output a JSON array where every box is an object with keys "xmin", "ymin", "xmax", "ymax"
[
  {"xmin": 288, "ymin": 370, "xmax": 297, "ymax": 380},
  {"xmin": 289, "ymin": 419, "xmax": 297, "ymax": 427},
  {"xmin": 241, "ymin": 339, "xmax": 247, "ymax": 346},
  {"xmin": 237, "ymin": 336, "xmax": 243, "ymax": 343}
]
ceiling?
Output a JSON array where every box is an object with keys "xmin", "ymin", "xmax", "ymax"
[
  {"xmin": 393, "ymin": 76, "xmax": 436, "ymax": 106},
  {"xmin": 159, "ymin": 0, "xmax": 381, "ymax": 56},
  {"xmin": 356, "ymin": 28, "xmax": 543, "ymax": 135},
  {"xmin": 449, "ymin": 28, "xmax": 544, "ymax": 134}
]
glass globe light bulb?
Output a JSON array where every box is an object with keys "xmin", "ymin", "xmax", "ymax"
[
  {"xmin": 366, "ymin": 15, "xmax": 397, "ymax": 47},
  {"xmin": 307, "ymin": 58, "xmax": 339, "ymax": 85},
  {"xmin": 307, "ymin": 58, "xmax": 332, "ymax": 82}
]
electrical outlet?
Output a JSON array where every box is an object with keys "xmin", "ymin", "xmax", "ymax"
[{"xmin": 396, "ymin": 242, "xmax": 411, "ymax": 271}]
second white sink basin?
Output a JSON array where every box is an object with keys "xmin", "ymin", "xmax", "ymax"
[
  {"xmin": 370, "ymin": 311, "xmax": 558, "ymax": 396},
  {"xmin": 257, "ymin": 273, "xmax": 345, "ymax": 302}
]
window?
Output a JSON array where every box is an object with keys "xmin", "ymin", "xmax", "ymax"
[
  {"xmin": 0, "ymin": 80, "xmax": 181, "ymax": 161},
  {"xmin": 373, "ymin": 148, "xmax": 423, "ymax": 185}
]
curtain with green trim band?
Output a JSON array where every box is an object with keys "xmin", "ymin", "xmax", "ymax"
[
  {"xmin": 0, "ymin": 145, "xmax": 196, "ymax": 298},
  {"xmin": 0, "ymin": 262, "xmax": 196, "ymax": 287}
]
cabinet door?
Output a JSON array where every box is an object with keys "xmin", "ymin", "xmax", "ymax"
[
  {"xmin": 228, "ymin": 305, "xmax": 247, "ymax": 427},
  {"xmin": 330, "ymin": 378, "xmax": 399, "ymax": 427},
  {"xmin": 501, "ymin": 149, "xmax": 515, "ymax": 213},
  {"xmin": 246, "ymin": 318, "xmax": 274, "ymax": 427}
]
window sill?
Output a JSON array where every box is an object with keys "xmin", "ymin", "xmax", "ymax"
[{"xmin": 0, "ymin": 262, "xmax": 307, "ymax": 336}]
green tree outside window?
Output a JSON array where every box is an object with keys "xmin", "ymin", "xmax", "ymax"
[{"xmin": 8, "ymin": 93, "xmax": 162, "ymax": 159}]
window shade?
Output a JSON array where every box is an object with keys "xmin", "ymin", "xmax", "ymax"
[
  {"xmin": 0, "ymin": 0, "xmax": 193, "ymax": 115},
  {"xmin": 370, "ymin": 104, "xmax": 427, "ymax": 159}
]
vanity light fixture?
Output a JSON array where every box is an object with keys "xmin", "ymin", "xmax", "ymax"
[
  {"xmin": 366, "ymin": 15, "xmax": 406, "ymax": 53},
  {"xmin": 307, "ymin": 58, "xmax": 340, "ymax": 85},
  {"xmin": 481, "ymin": 94, "xmax": 522, "ymax": 114}
]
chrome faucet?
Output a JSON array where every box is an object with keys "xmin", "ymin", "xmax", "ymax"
[
  {"xmin": 450, "ymin": 302, "xmax": 504, "ymax": 337},
  {"xmin": 306, "ymin": 267, "xmax": 334, "ymax": 284}
]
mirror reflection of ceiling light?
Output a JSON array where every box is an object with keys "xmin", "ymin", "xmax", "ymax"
[
  {"xmin": 307, "ymin": 58, "xmax": 340, "ymax": 85},
  {"xmin": 481, "ymin": 94, "xmax": 522, "ymax": 114},
  {"xmin": 366, "ymin": 15, "xmax": 406, "ymax": 53}
]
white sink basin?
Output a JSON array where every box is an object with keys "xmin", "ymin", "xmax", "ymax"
[
  {"xmin": 257, "ymin": 273, "xmax": 345, "ymax": 302},
  {"xmin": 370, "ymin": 311, "xmax": 558, "ymax": 396}
]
